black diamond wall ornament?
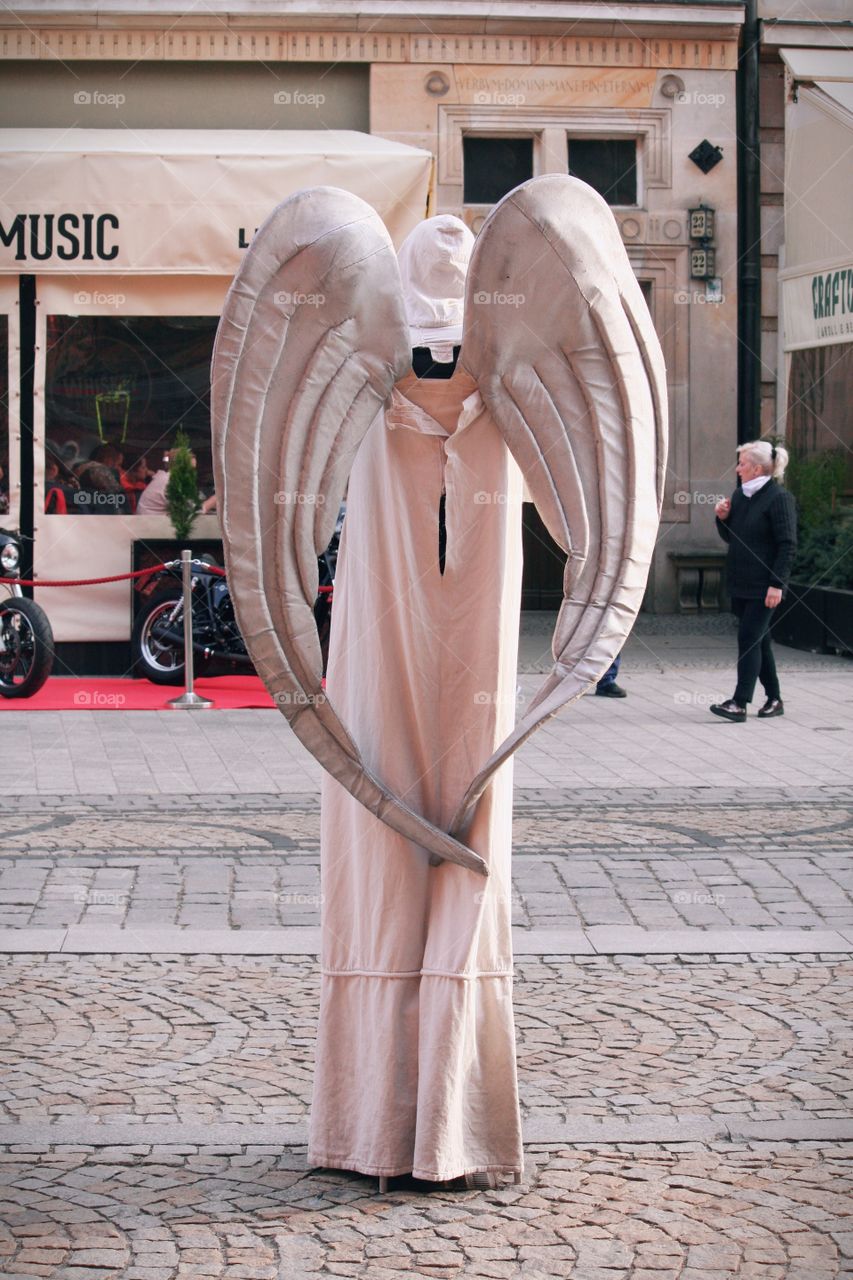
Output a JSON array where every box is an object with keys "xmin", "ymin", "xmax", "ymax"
[{"xmin": 688, "ymin": 140, "xmax": 724, "ymax": 174}]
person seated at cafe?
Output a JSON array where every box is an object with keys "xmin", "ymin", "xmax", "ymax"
[
  {"xmin": 137, "ymin": 448, "xmax": 213, "ymax": 517},
  {"xmin": 44, "ymin": 448, "xmax": 84, "ymax": 515},
  {"xmin": 135, "ymin": 451, "xmax": 174, "ymax": 515},
  {"xmin": 120, "ymin": 456, "xmax": 153, "ymax": 513},
  {"xmin": 44, "ymin": 457, "xmax": 68, "ymax": 514},
  {"xmin": 89, "ymin": 442, "xmax": 124, "ymax": 484},
  {"xmin": 70, "ymin": 460, "xmax": 129, "ymax": 515}
]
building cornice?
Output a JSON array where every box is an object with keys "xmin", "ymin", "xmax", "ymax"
[
  {"xmin": 0, "ymin": 2, "xmax": 745, "ymax": 40},
  {"xmin": 0, "ymin": 29, "xmax": 741, "ymax": 66},
  {"xmin": 0, "ymin": 1, "xmax": 744, "ymax": 65},
  {"xmin": 760, "ymin": 18, "xmax": 853, "ymax": 50}
]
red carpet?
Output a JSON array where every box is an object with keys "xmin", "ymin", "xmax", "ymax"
[{"xmin": 0, "ymin": 676, "xmax": 277, "ymax": 711}]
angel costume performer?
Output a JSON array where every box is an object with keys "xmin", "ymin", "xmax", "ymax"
[
  {"xmin": 310, "ymin": 215, "xmax": 526, "ymax": 1181},
  {"xmin": 211, "ymin": 175, "xmax": 667, "ymax": 1186}
]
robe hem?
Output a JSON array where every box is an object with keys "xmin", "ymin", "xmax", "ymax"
[
  {"xmin": 321, "ymin": 967, "xmax": 514, "ymax": 980},
  {"xmin": 307, "ymin": 1152, "xmax": 524, "ymax": 1181}
]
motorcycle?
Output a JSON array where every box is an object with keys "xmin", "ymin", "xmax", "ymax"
[
  {"xmin": 0, "ymin": 529, "xmax": 55, "ymax": 698},
  {"xmin": 132, "ymin": 508, "xmax": 343, "ymax": 686},
  {"xmin": 132, "ymin": 555, "xmax": 245, "ymax": 685}
]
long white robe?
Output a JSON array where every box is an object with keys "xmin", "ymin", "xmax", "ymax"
[{"xmin": 307, "ymin": 367, "xmax": 525, "ymax": 1181}]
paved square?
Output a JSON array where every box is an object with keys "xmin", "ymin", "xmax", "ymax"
[{"xmin": 0, "ymin": 628, "xmax": 851, "ymax": 1277}]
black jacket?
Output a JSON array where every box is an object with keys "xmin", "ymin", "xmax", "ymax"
[{"xmin": 716, "ymin": 479, "xmax": 797, "ymax": 599}]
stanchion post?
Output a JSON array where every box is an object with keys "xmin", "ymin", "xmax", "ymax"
[{"xmin": 168, "ymin": 549, "xmax": 214, "ymax": 710}]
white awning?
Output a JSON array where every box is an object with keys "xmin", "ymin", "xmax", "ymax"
[
  {"xmin": 780, "ymin": 48, "xmax": 853, "ymax": 84},
  {"xmin": 0, "ymin": 128, "xmax": 434, "ymax": 274},
  {"xmin": 813, "ymin": 78, "xmax": 853, "ymax": 117},
  {"xmin": 779, "ymin": 51, "xmax": 853, "ymax": 351}
]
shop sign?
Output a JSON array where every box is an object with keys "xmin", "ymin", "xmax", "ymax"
[
  {"xmin": 783, "ymin": 261, "xmax": 853, "ymax": 350},
  {"xmin": 0, "ymin": 213, "xmax": 120, "ymax": 263},
  {"xmin": 0, "ymin": 133, "xmax": 432, "ymax": 275}
]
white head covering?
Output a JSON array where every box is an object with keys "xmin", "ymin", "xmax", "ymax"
[{"xmin": 397, "ymin": 215, "xmax": 475, "ymax": 362}]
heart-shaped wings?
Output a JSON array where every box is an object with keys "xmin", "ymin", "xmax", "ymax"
[{"xmin": 211, "ymin": 176, "xmax": 667, "ymax": 874}]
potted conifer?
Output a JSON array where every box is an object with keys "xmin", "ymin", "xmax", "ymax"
[{"xmin": 166, "ymin": 429, "xmax": 203, "ymax": 542}]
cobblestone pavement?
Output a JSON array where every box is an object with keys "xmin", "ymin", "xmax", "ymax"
[
  {"xmin": 1, "ymin": 954, "xmax": 851, "ymax": 1133},
  {"xmin": 1, "ymin": 1141, "xmax": 851, "ymax": 1279},
  {"xmin": 0, "ymin": 794, "xmax": 851, "ymax": 934},
  {"xmin": 1, "ymin": 651, "xmax": 851, "ymax": 1278}
]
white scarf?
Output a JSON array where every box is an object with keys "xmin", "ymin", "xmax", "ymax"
[{"xmin": 741, "ymin": 474, "xmax": 771, "ymax": 498}]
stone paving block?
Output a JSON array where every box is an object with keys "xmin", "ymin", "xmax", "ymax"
[
  {"xmin": 60, "ymin": 925, "xmax": 321, "ymax": 954},
  {"xmin": 585, "ymin": 927, "xmax": 852, "ymax": 954},
  {"xmin": 511, "ymin": 930, "xmax": 593, "ymax": 955},
  {"xmin": 0, "ymin": 929, "xmax": 66, "ymax": 953}
]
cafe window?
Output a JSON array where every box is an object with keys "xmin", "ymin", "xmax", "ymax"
[
  {"xmin": 44, "ymin": 315, "xmax": 218, "ymax": 515},
  {"xmin": 463, "ymin": 136, "xmax": 534, "ymax": 204},
  {"xmin": 0, "ymin": 317, "xmax": 8, "ymax": 518},
  {"xmin": 567, "ymin": 138, "xmax": 637, "ymax": 206}
]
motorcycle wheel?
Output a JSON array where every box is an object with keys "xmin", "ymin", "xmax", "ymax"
[
  {"xmin": 132, "ymin": 590, "xmax": 211, "ymax": 686},
  {"xmin": 0, "ymin": 597, "xmax": 55, "ymax": 698}
]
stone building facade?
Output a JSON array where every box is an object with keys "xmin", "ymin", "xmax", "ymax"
[
  {"xmin": 1, "ymin": 1, "xmax": 748, "ymax": 614},
  {"xmin": 757, "ymin": 1, "xmax": 852, "ymax": 476}
]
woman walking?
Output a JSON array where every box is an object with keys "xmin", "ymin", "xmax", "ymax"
[{"xmin": 711, "ymin": 440, "xmax": 797, "ymax": 722}]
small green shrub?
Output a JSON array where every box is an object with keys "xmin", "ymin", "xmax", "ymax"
[
  {"xmin": 787, "ymin": 449, "xmax": 845, "ymax": 529},
  {"xmin": 819, "ymin": 520, "xmax": 853, "ymax": 591},
  {"xmin": 165, "ymin": 430, "xmax": 202, "ymax": 541},
  {"xmin": 785, "ymin": 448, "xmax": 851, "ymax": 590}
]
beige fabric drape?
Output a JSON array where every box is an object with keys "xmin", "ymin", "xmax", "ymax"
[{"xmin": 307, "ymin": 371, "xmax": 525, "ymax": 1180}]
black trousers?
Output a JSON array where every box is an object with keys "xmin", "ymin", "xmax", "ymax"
[{"xmin": 732, "ymin": 596, "xmax": 781, "ymax": 706}]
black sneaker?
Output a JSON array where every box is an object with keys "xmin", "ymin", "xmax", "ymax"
[
  {"xmin": 596, "ymin": 683, "xmax": 627, "ymax": 698},
  {"xmin": 710, "ymin": 699, "xmax": 746, "ymax": 722},
  {"xmin": 757, "ymin": 698, "xmax": 784, "ymax": 718}
]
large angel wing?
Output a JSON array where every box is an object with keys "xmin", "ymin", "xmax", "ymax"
[
  {"xmin": 449, "ymin": 174, "xmax": 668, "ymax": 840},
  {"xmin": 210, "ymin": 187, "xmax": 489, "ymax": 876}
]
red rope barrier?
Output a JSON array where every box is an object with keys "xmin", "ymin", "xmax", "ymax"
[{"xmin": 0, "ymin": 562, "xmax": 227, "ymax": 587}]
